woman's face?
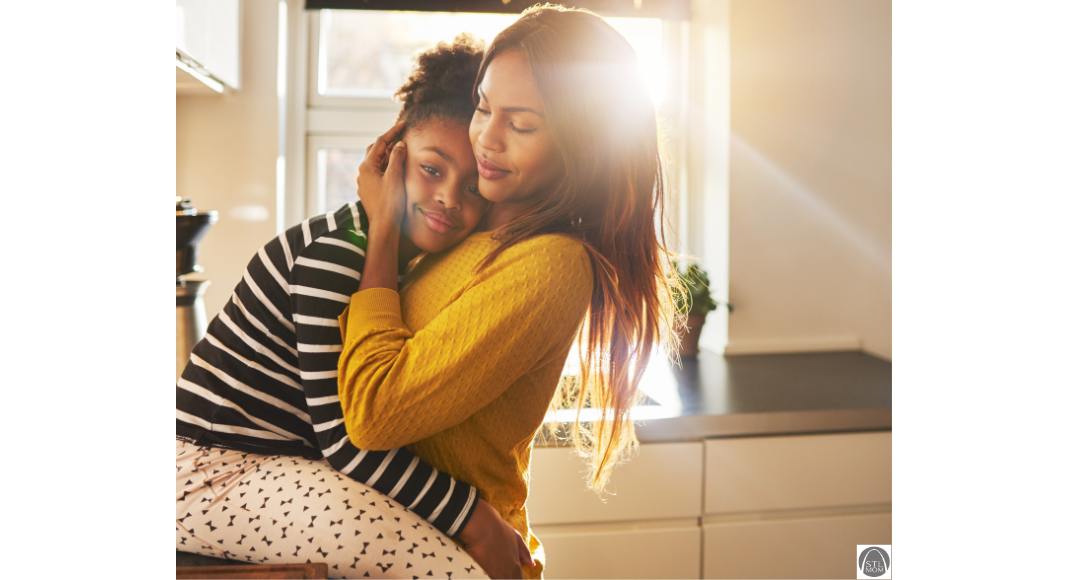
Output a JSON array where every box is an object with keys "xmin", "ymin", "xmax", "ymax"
[
  {"xmin": 400, "ymin": 118, "xmax": 488, "ymax": 253},
  {"xmin": 470, "ymin": 49, "xmax": 565, "ymax": 209}
]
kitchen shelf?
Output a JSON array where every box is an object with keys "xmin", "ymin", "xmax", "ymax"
[{"xmin": 176, "ymin": 52, "xmax": 225, "ymax": 95}]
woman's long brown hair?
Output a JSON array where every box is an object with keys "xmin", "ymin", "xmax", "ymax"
[{"xmin": 475, "ymin": 5, "xmax": 681, "ymax": 492}]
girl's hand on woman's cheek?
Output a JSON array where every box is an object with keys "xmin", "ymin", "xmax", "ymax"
[{"xmin": 357, "ymin": 121, "xmax": 408, "ymax": 230}]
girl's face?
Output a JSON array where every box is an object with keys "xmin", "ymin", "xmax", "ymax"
[
  {"xmin": 400, "ymin": 118, "xmax": 488, "ymax": 253},
  {"xmin": 470, "ymin": 50, "xmax": 565, "ymax": 210}
]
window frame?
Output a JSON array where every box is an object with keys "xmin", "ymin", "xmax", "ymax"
[
  {"xmin": 304, "ymin": 134, "xmax": 380, "ymax": 218},
  {"xmin": 307, "ymin": 11, "xmax": 408, "ymax": 111},
  {"xmin": 303, "ymin": 10, "xmax": 402, "ymax": 218}
]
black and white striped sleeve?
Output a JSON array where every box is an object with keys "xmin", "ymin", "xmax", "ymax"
[{"xmin": 287, "ymin": 206, "xmax": 478, "ymax": 538}]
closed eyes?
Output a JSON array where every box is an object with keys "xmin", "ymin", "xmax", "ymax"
[{"xmin": 475, "ymin": 106, "xmax": 537, "ymax": 134}]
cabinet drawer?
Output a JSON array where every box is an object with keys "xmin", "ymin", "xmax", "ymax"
[
  {"xmin": 538, "ymin": 521, "xmax": 701, "ymax": 579},
  {"xmin": 704, "ymin": 431, "xmax": 891, "ymax": 514},
  {"xmin": 703, "ymin": 511, "xmax": 891, "ymax": 579},
  {"xmin": 528, "ymin": 442, "xmax": 703, "ymax": 525}
]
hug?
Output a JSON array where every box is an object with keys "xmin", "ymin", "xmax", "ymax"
[{"xmin": 177, "ymin": 6, "xmax": 676, "ymax": 579}]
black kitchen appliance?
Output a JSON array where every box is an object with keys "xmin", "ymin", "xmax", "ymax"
[{"xmin": 176, "ymin": 197, "xmax": 218, "ymax": 380}]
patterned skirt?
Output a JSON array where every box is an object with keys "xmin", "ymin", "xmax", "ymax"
[{"xmin": 176, "ymin": 439, "xmax": 489, "ymax": 579}]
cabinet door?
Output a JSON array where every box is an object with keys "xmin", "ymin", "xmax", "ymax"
[
  {"xmin": 175, "ymin": 0, "xmax": 240, "ymax": 88},
  {"xmin": 528, "ymin": 443, "xmax": 703, "ymax": 526},
  {"xmin": 703, "ymin": 511, "xmax": 891, "ymax": 579},
  {"xmin": 538, "ymin": 522, "xmax": 701, "ymax": 579},
  {"xmin": 705, "ymin": 431, "xmax": 891, "ymax": 514}
]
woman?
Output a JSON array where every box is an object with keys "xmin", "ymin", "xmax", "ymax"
[
  {"xmin": 341, "ymin": 7, "xmax": 678, "ymax": 578},
  {"xmin": 176, "ymin": 36, "xmax": 533, "ymax": 580}
]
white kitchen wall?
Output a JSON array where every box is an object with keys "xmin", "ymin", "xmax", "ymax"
[
  {"xmin": 177, "ymin": 0, "xmax": 280, "ymax": 322},
  {"xmin": 727, "ymin": 0, "xmax": 892, "ymax": 360}
]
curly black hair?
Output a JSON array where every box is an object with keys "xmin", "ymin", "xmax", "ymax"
[{"xmin": 394, "ymin": 33, "xmax": 485, "ymax": 132}]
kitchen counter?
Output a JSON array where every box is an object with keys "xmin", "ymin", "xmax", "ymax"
[{"xmin": 538, "ymin": 350, "xmax": 891, "ymax": 444}]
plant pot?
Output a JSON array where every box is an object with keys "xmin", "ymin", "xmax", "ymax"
[{"xmin": 677, "ymin": 313, "xmax": 706, "ymax": 357}]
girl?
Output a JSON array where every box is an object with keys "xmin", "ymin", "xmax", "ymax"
[
  {"xmin": 341, "ymin": 6, "xmax": 679, "ymax": 579},
  {"xmin": 176, "ymin": 35, "xmax": 531, "ymax": 579}
]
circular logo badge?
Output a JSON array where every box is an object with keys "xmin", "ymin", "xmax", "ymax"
[{"xmin": 858, "ymin": 546, "xmax": 890, "ymax": 578}]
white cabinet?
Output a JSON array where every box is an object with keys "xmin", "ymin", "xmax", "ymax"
[
  {"xmin": 538, "ymin": 521, "xmax": 701, "ymax": 579},
  {"xmin": 704, "ymin": 431, "xmax": 892, "ymax": 514},
  {"xmin": 703, "ymin": 511, "xmax": 891, "ymax": 579},
  {"xmin": 527, "ymin": 431, "xmax": 891, "ymax": 579},
  {"xmin": 175, "ymin": 0, "xmax": 241, "ymax": 91},
  {"xmin": 528, "ymin": 442, "xmax": 703, "ymax": 526},
  {"xmin": 528, "ymin": 443, "xmax": 703, "ymax": 579},
  {"xmin": 702, "ymin": 431, "xmax": 892, "ymax": 579}
]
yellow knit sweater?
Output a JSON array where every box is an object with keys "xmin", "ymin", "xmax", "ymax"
[{"xmin": 337, "ymin": 231, "xmax": 593, "ymax": 579}]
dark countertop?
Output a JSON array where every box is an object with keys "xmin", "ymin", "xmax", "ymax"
[{"xmin": 538, "ymin": 350, "xmax": 891, "ymax": 444}]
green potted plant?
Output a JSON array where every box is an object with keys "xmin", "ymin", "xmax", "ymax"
[{"xmin": 673, "ymin": 261, "xmax": 729, "ymax": 357}]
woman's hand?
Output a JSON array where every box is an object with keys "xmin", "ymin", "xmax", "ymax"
[
  {"xmin": 458, "ymin": 498, "xmax": 535, "ymax": 579},
  {"xmin": 356, "ymin": 120, "xmax": 408, "ymax": 230}
]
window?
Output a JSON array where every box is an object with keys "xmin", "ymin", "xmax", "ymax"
[
  {"xmin": 304, "ymin": 9, "xmax": 668, "ymax": 216},
  {"xmin": 317, "ymin": 10, "xmax": 517, "ymax": 100},
  {"xmin": 304, "ymin": 135, "xmax": 371, "ymax": 216}
]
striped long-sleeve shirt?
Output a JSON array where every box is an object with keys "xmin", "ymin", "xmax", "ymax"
[{"xmin": 176, "ymin": 202, "xmax": 477, "ymax": 537}]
